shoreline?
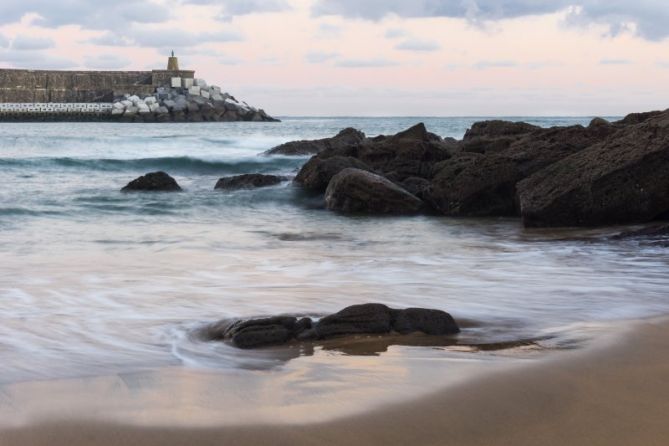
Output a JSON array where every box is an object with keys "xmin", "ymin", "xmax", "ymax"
[{"xmin": 2, "ymin": 317, "xmax": 668, "ymax": 445}]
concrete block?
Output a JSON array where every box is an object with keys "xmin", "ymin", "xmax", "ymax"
[
  {"xmin": 125, "ymin": 106, "xmax": 139, "ymax": 115},
  {"xmin": 187, "ymin": 102, "xmax": 199, "ymax": 112},
  {"xmin": 211, "ymin": 93, "xmax": 223, "ymax": 101},
  {"xmin": 188, "ymin": 86, "xmax": 201, "ymax": 96},
  {"xmin": 211, "ymin": 86, "xmax": 221, "ymax": 95},
  {"xmin": 182, "ymin": 78, "xmax": 194, "ymax": 88},
  {"xmin": 112, "ymin": 108, "xmax": 124, "ymax": 115},
  {"xmin": 194, "ymin": 78, "xmax": 207, "ymax": 87},
  {"xmin": 201, "ymin": 90, "xmax": 210, "ymax": 99},
  {"xmin": 156, "ymin": 106, "xmax": 169, "ymax": 114},
  {"xmin": 145, "ymin": 96, "xmax": 157, "ymax": 105},
  {"xmin": 149, "ymin": 103, "xmax": 160, "ymax": 112},
  {"xmin": 171, "ymin": 77, "xmax": 182, "ymax": 88},
  {"xmin": 128, "ymin": 95, "xmax": 140, "ymax": 103}
]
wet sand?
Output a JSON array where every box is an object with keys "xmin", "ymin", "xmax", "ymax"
[{"xmin": 2, "ymin": 318, "xmax": 669, "ymax": 446}]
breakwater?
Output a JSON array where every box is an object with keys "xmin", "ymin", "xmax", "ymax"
[{"xmin": 0, "ymin": 64, "xmax": 278, "ymax": 122}]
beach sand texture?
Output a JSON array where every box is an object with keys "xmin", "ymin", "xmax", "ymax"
[{"xmin": 2, "ymin": 318, "xmax": 667, "ymax": 446}]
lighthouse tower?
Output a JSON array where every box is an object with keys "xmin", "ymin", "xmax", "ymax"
[{"xmin": 167, "ymin": 51, "xmax": 180, "ymax": 71}]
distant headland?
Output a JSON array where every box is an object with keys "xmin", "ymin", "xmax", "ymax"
[{"xmin": 0, "ymin": 53, "xmax": 278, "ymax": 122}]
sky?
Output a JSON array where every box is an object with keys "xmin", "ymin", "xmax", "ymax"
[{"xmin": 0, "ymin": 0, "xmax": 668, "ymax": 116}]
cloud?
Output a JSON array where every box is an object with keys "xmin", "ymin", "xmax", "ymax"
[
  {"xmin": 658, "ymin": 61, "xmax": 669, "ymax": 68},
  {"xmin": 599, "ymin": 58, "xmax": 632, "ymax": 65},
  {"xmin": 84, "ymin": 54, "xmax": 131, "ymax": 69},
  {"xmin": 395, "ymin": 38, "xmax": 440, "ymax": 51},
  {"xmin": 305, "ymin": 51, "xmax": 340, "ymax": 63},
  {"xmin": 0, "ymin": 0, "xmax": 171, "ymax": 30},
  {"xmin": 385, "ymin": 28, "xmax": 406, "ymax": 39},
  {"xmin": 0, "ymin": 34, "xmax": 9, "ymax": 48},
  {"xmin": 473, "ymin": 60, "xmax": 518, "ymax": 70},
  {"xmin": 0, "ymin": 49, "xmax": 76, "ymax": 69},
  {"xmin": 183, "ymin": 0, "xmax": 290, "ymax": 15},
  {"xmin": 336, "ymin": 58, "xmax": 399, "ymax": 68},
  {"xmin": 89, "ymin": 29, "xmax": 244, "ymax": 49},
  {"xmin": 10, "ymin": 35, "xmax": 55, "ymax": 50},
  {"xmin": 312, "ymin": 1, "xmax": 669, "ymax": 40}
]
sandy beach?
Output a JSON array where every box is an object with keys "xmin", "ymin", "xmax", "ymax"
[{"xmin": 2, "ymin": 317, "xmax": 668, "ymax": 446}]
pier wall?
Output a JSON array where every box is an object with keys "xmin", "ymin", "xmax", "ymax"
[{"xmin": 0, "ymin": 69, "xmax": 195, "ymax": 103}]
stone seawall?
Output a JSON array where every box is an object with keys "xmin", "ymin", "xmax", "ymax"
[{"xmin": 0, "ymin": 69, "xmax": 195, "ymax": 103}]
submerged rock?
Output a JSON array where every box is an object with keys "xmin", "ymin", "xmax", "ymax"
[
  {"xmin": 265, "ymin": 128, "xmax": 366, "ymax": 156},
  {"xmin": 204, "ymin": 303, "xmax": 460, "ymax": 349},
  {"xmin": 325, "ymin": 168, "xmax": 425, "ymax": 215},
  {"xmin": 121, "ymin": 171, "xmax": 182, "ymax": 192},
  {"xmin": 214, "ymin": 174, "xmax": 287, "ymax": 190},
  {"xmin": 225, "ymin": 316, "xmax": 310, "ymax": 349}
]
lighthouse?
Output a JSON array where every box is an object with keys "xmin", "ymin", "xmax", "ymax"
[{"xmin": 167, "ymin": 51, "xmax": 180, "ymax": 71}]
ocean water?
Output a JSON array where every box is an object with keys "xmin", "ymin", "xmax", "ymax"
[{"xmin": 1, "ymin": 116, "xmax": 668, "ymax": 386}]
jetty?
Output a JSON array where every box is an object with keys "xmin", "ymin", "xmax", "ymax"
[{"xmin": 0, "ymin": 54, "xmax": 278, "ymax": 122}]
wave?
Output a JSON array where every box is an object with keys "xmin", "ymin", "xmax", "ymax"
[{"xmin": 0, "ymin": 156, "xmax": 304, "ymax": 175}]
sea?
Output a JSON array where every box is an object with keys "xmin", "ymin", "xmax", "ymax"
[{"xmin": 1, "ymin": 116, "xmax": 668, "ymax": 390}]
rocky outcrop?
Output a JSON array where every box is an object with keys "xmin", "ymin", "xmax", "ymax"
[
  {"xmin": 518, "ymin": 112, "xmax": 669, "ymax": 227},
  {"xmin": 427, "ymin": 121, "xmax": 620, "ymax": 217},
  {"xmin": 428, "ymin": 153, "xmax": 520, "ymax": 216},
  {"xmin": 325, "ymin": 168, "xmax": 425, "ymax": 215},
  {"xmin": 121, "ymin": 171, "xmax": 182, "ymax": 192},
  {"xmin": 214, "ymin": 174, "xmax": 287, "ymax": 190},
  {"xmin": 202, "ymin": 303, "xmax": 460, "ymax": 349},
  {"xmin": 285, "ymin": 109, "xmax": 669, "ymax": 226},
  {"xmin": 265, "ymin": 128, "xmax": 366, "ymax": 156}
]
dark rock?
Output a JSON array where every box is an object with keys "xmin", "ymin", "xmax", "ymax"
[
  {"xmin": 224, "ymin": 316, "xmax": 311, "ymax": 349},
  {"xmin": 265, "ymin": 128, "xmax": 366, "ymax": 156},
  {"xmin": 204, "ymin": 304, "xmax": 460, "ymax": 349},
  {"xmin": 294, "ymin": 124, "xmax": 454, "ymax": 191},
  {"xmin": 352, "ymin": 123, "xmax": 454, "ymax": 181},
  {"xmin": 325, "ymin": 168, "xmax": 425, "ymax": 215},
  {"xmin": 392, "ymin": 308, "xmax": 460, "ymax": 335},
  {"xmin": 294, "ymin": 155, "xmax": 372, "ymax": 192},
  {"xmin": 121, "ymin": 171, "xmax": 182, "ymax": 192},
  {"xmin": 214, "ymin": 174, "xmax": 287, "ymax": 190},
  {"xmin": 461, "ymin": 120, "xmax": 539, "ymax": 154},
  {"xmin": 518, "ymin": 111, "xmax": 669, "ymax": 227},
  {"xmin": 428, "ymin": 153, "xmax": 520, "ymax": 216},
  {"xmin": 313, "ymin": 304, "xmax": 394, "ymax": 339},
  {"xmin": 428, "ymin": 123, "xmax": 619, "ymax": 217},
  {"xmin": 399, "ymin": 176, "xmax": 431, "ymax": 201},
  {"xmin": 615, "ymin": 110, "xmax": 664, "ymax": 126},
  {"xmin": 589, "ymin": 117, "xmax": 610, "ymax": 127}
]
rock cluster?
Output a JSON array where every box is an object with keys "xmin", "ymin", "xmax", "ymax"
[
  {"xmin": 202, "ymin": 303, "xmax": 460, "ymax": 349},
  {"xmin": 275, "ymin": 109, "xmax": 669, "ymax": 228},
  {"xmin": 111, "ymin": 78, "xmax": 278, "ymax": 123},
  {"xmin": 121, "ymin": 172, "xmax": 289, "ymax": 192}
]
